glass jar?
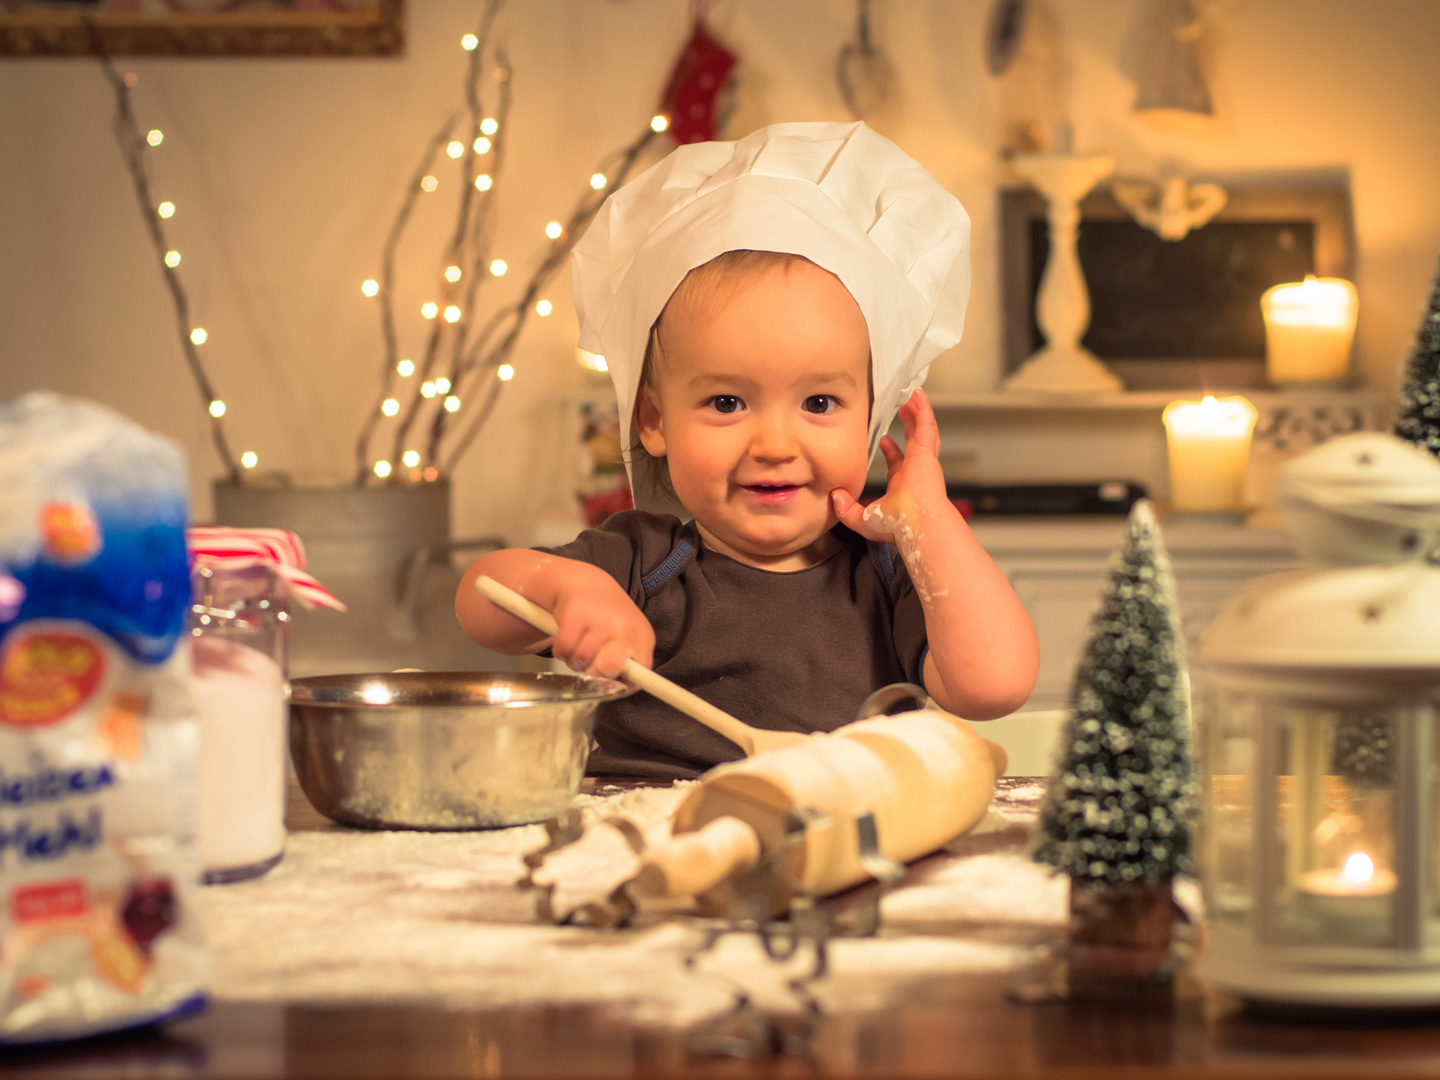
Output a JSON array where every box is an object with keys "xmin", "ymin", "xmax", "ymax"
[{"xmin": 189, "ymin": 561, "xmax": 290, "ymax": 883}]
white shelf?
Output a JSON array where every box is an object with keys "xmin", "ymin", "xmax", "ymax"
[
  {"xmin": 969, "ymin": 515, "xmax": 1295, "ymax": 555},
  {"xmin": 554, "ymin": 386, "xmax": 1386, "ymax": 416},
  {"xmin": 926, "ymin": 388, "xmax": 1386, "ymax": 414}
]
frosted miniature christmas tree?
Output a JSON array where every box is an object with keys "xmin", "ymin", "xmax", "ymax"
[
  {"xmin": 1332, "ymin": 711, "xmax": 1395, "ymax": 789},
  {"xmin": 1394, "ymin": 253, "xmax": 1440, "ymax": 459},
  {"xmin": 1032, "ymin": 500, "xmax": 1197, "ymax": 895}
]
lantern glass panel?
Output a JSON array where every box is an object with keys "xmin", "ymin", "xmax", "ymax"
[
  {"xmin": 1272, "ymin": 707, "xmax": 1396, "ymax": 947},
  {"xmin": 1201, "ymin": 688, "xmax": 1256, "ymax": 926},
  {"xmin": 1429, "ymin": 707, "xmax": 1440, "ymax": 945}
]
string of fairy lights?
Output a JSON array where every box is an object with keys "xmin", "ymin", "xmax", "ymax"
[
  {"xmin": 99, "ymin": 54, "xmax": 244, "ymax": 482},
  {"xmin": 351, "ymin": 4, "xmax": 668, "ymax": 485},
  {"xmin": 103, "ymin": 0, "xmax": 667, "ymax": 487}
]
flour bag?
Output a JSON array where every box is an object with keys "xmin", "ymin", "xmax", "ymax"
[{"xmin": 0, "ymin": 393, "xmax": 206, "ymax": 1043}]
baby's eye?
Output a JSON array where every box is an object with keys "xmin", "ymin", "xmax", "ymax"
[
  {"xmin": 707, "ymin": 395, "xmax": 744, "ymax": 415},
  {"xmin": 802, "ymin": 395, "xmax": 838, "ymax": 415}
]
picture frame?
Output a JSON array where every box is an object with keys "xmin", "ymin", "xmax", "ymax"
[
  {"xmin": 1000, "ymin": 183, "xmax": 1355, "ymax": 390},
  {"xmin": 0, "ymin": 0, "xmax": 403, "ymax": 57}
]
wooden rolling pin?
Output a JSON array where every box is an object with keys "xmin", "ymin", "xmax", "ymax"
[
  {"xmin": 637, "ymin": 707, "xmax": 1009, "ymax": 913},
  {"xmin": 473, "ymin": 575, "xmax": 806, "ymax": 756}
]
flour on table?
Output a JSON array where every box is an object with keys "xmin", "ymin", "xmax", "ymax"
[
  {"xmin": 203, "ymin": 781, "xmax": 1059, "ymax": 1028},
  {"xmin": 530, "ymin": 782, "xmax": 695, "ymax": 913},
  {"xmin": 882, "ymin": 852, "xmax": 1067, "ymax": 930}
]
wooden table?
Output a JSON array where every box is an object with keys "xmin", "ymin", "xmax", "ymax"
[{"xmin": 7, "ymin": 781, "xmax": 1440, "ymax": 1079}]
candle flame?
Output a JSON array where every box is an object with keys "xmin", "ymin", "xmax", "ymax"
[
  {"xmin": 1342, "ymin": 852, "xmax": 1375, "ymax": 885},
  {"xmin": 1262, "ymin": 276, "xmax": 1356, "ymax": 327},
  {"xmin": 1162, "ymin": 395, "xmax": 1257, "ymax": 438}
]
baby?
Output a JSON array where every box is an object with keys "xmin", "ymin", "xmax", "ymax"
[{"xmin": 457, "ymin": 123, "xmax": 1038, "ymax": 779}]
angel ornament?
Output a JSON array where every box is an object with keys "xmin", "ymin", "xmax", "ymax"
[{"xmin": 1111, "ymin": 176, "xmax": 1227, "ymax": 242}]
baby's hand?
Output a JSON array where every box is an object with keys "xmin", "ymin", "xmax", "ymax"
[
  {"xmin": 831, "ymin": 389, "xmax": 949, "ymax": 548},
  {"xmin": 550, "ymin": 566, "xmax": 655, "ymax": 679}
]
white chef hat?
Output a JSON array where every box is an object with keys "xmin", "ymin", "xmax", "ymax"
[{"xmin": 572, "ymin": 120, "xmax": 971, "ymax": 513}]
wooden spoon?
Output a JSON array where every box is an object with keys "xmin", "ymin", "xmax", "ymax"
[{"xmin": 473, "ymin": 576, "xmax": 806, "ymax": 757}]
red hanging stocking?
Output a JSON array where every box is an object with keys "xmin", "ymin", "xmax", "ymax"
[{"xmin": 658, "ymin": 21, "xmax": 737, "ymax": 146}]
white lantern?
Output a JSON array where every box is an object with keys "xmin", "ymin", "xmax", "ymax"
[{"xmin": 1196, "ymin": 432, "xmax": 1440, "ymax": 1005}]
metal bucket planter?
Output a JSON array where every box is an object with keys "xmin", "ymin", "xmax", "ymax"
[{"xmin": 212, "ymin": 480, "xmax": 509, "ymax": 677}]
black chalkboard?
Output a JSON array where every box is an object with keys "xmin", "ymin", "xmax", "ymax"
[
  {"xmin": 1001, "ymin": 185, "xmax": 1353, "ymax": 388},
  {"xmin": 1030, "ymin": 219, "xmax": 1315, "ymax": 359}
]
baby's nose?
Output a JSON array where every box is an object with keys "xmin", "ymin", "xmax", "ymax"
[{"xmin": 748, "ymin": 413, "xmax": 798, "ymax": 461}]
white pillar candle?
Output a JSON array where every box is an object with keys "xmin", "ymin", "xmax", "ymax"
[
  {"xmin": 1261, "ymin": 276, "xmax": 1358, "ymax": 384},
  {"xmin": 1163, "ymin": 395, "xmax": 1258, "ymax": 512}
]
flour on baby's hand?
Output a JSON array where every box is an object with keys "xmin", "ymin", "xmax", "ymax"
[{"xmin": 861, "ymin": 503, "xmax": 947, "ymax": 602}]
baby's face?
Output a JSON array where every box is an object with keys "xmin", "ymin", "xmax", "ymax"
[{"xmin": 637, "ymin": 260, "xmax": 871, "ymax": 569}]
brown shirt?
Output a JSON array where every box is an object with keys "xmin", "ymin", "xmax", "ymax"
[{"xmin": 539, "ymin": 511, "xmax": 929, "ymax": 780}]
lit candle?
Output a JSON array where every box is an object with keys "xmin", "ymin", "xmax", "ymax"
[
  {"xmin": 1261, "ymin": 276, "xmax": 1358, "ymax": 384},
  {"xmin": 1297, "ymin": 852, "xmax": 1396, "ymax": 924},
  {"xmin": 1162, "ymin": 396, "xmax": 1258, "ymax": 512}
]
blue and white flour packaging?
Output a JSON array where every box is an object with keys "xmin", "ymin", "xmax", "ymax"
[{"xmin": 0, "ymin": 394, "xmax": 206, "ymax": 1043}]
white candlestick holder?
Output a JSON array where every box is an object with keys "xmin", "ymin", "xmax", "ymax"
[{"xmin": 1004, "ymin": 152, "xmax": 1123, "ymax": 394}]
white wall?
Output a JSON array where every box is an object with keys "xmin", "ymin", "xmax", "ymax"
[{"xmin": 2, "ymin": 1, "xmax": 1437, "ymax": 542}]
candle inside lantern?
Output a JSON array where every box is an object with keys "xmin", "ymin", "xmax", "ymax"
[
  {"xmin": 1297, "ymin": 851, "xmax": 1397, "ymax": 932},
  {"xmin": 1261, "ymin": 276, "xmax": 1358, "ymax": 384},
  {"xmin": 1303, "ymin": 852, "xmax": 1397, "ymax": 897},
  {"xmin": 1162, "ymin": 395, "xmax": 1258, "ymax": 512}
]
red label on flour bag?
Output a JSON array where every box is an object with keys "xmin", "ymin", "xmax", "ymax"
[
  {"xmin": 11, "ymin": 880, "xmax": 90, "ymax": 923},
  {"xmin": 0, "ymin": 632, "xmax": 105, "ymax": 728}
]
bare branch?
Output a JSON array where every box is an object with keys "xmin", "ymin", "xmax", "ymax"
[
  {"xmin": 440, "ymin": 123, "xmax": 661, "ymax": 473},
  {"xmin": 382, "ymin": 0, "xmax": 505, "ymax": 474},
  {"xmin": 353, "ymin": 108, "xmax": 459, "ymax": 483},
  {"xmin": 355, "ymin": 0, "xmax": 663, "ymax": 484},
  {"xmin": 424, "ymin": 57, "xmax": 515, "ymax": 464},
  {"xmin": 93, "ymin": 45, "xmax": 241, "ymax": 483}
]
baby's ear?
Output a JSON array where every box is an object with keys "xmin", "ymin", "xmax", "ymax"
[{"xmin": 634, "ymin": 386, "xmax": 666, "ymax": 458}]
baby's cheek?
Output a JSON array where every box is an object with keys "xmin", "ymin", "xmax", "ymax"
[{"xmin": 828, "ymin": 436, "xmax": 872, "ymax": 492}]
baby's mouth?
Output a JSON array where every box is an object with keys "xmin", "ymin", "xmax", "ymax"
[{"xmin": 741, "ymin": 482, "xmax": 802, "ymax": 504}]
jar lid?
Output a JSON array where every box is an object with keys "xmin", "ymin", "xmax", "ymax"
[
  {"xmin": 1200, "ymin": 562, "xmax": 1440, "ymax": 669},
  {"xmin": 187, "ymin": 527, "xmax": 345, "ymax": 611}
]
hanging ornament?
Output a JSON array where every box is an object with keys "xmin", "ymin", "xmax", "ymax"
[
  {"xmin": 1110, "ymin": 175, "xmax": 1227, "ymax": 242},
  {"xmin": 836, "ymin": 0, "xmax": 893, "ymax": 119},
  {"xmin": 1132, "ymin": 0, "xmax": 1213, "ymax": 117},
  {"xmin": 984, "ymin": 0, "xmax": 1028, "ymax": 77},
  {"xmin": 658, "ymin": 20, "xmax": 737, "ymax": 145}
]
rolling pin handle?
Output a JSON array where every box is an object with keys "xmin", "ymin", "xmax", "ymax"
[{"xmin": 629, "ymin": 816, "xmax": 762, "ymax": 900}]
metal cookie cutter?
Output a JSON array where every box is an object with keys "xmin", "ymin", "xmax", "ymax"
[{"xmin": 516, "ymin": 808, "xmax": 648, "ymax": 928}]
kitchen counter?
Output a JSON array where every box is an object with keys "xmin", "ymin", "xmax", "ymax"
[{"xmin": 8, "ymin": 780, "xmax": 1440, "ymax": 1079}]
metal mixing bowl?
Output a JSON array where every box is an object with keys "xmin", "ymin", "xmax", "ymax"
[{"xmin": 289, "ymin": 671, "xmax": 631, "ymax": 830}]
